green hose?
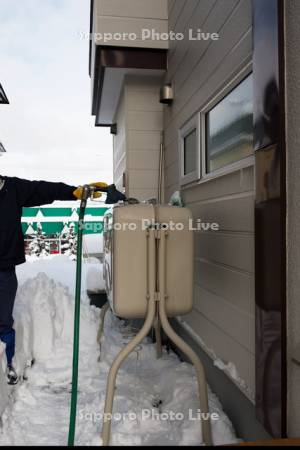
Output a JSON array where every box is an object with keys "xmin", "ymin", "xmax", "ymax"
[{"xmin": 68, "ymin": 189, "xmax": 88, "ymax": 446}]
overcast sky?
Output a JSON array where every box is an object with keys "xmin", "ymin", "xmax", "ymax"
[{"xmin": 0, "ymin": 0, "xmax": 113, "ymax": 185}]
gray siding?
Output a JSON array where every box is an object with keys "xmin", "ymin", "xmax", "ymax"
[
  {"xmin": 164, "ymin": 0, "xmax": 254, "ymax": 398},
  {"xmin": 93, "ymin": 0, "xmax": 169, "ymax": 49}
]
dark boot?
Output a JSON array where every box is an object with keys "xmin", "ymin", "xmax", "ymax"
[{"xmin": 7, "ymin": 364, "xmax": 18, "ymax": 385}]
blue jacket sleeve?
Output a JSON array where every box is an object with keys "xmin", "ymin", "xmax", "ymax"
[{"xmin": 13, "ymin": 177, "xmax": 77, "ymax": 207}]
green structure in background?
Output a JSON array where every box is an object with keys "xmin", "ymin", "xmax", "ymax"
[{"xmin": 22, "ymin": 206, "xmax": 108, "ymax": 236}]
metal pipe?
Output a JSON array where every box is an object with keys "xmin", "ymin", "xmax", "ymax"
[
  {"xmin": 101, "ymin": 228, "xmax": 156, "ymax": 446},
  {"xmin": 97, "ymin": 302, "xmax": 110, "ymax": 359},
  {"xmin": 158, "ymin": 132, "xmax": 164, "ymax": 205},
  {"xmin": 154, "ymin": 309, "xmax": 162, "ymax": 359},
  {"xmin": 158, "ymin": 230, "xmax": 213, "ymax": 446}
]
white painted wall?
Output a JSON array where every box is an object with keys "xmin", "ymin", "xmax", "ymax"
[
  {"xmin": 93, "ymin": 0, "xmax": 169, "ymax": 49},
  {"xmin": 163, "ymin": 0, "xmax": 255, "ymax": 399},
  {"xmin": 285, "ymin": 0, "xmax": 300, "ymax": 438}
]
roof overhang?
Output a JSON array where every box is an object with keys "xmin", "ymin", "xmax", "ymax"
[
  {"xmin": 91, "ymin": 46, "xmax": 168, "ymax": 127},
  {"xmin": 0, "ymin": 84, "xmax": 9, "ymax": 104}
]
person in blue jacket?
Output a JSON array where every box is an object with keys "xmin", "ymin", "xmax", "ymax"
[{"xmin": 0, "ymin": 175, "xmax": 106, "ymax": 385}]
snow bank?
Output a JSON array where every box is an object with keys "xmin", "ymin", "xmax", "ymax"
[
  {"xmin": 17, "ymin": 254, "xmax": 94, "ymax": 293},
  {"xmin": 0, "ymin": 343, "xmax": 9, "ymax": 417},
  {"xmin": 86, "ymin": 262, "xmax": 105, "ymax": 293},
  {"xmin": 0, "ymin": 257, "xmax": 239, "ymax": 446},
  {"xmin": 83, "ymin": 234, "xmax": 103, "ymax": 256}
]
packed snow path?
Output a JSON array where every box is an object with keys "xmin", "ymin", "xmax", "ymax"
[{"xmin": 0, "ymin": 259, "xmax": 238, "ymax": 446}]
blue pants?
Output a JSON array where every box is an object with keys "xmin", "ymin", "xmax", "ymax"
[{"xmin": 0, "ymin": 268, "xmax": 18, "ymax": 366}]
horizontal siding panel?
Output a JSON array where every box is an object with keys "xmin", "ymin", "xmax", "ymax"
[
  {"xmin": 172, "ymin": 0, "xmax": 241, "ymax": 92},
  {"xmin": 127, "ymin": 90, "xmax": 162, "ymax": 112},
  {"xmin": 169, "ymin": 0, "xmax": 186, "ymax": 30},
  {"xmin": 188, "ymin": 193, "xmax": 255, "ymax": 233},
  {"xmin": 114, "ymin": 152, "xmax": 126, "ymax": 174},
  {"xmin": 182, "ymin": 165, "xmax": 254, "ymax": 204},
  {"xmin": 128, "ymin": 130, "xmax": 161, "ymax": 151},
  {"xmin": 129, "ymin": 188, "xmax": 158, "ymax": 202},
  {"xmin": 165, "ymin": 160, "xmax": 179, "ymax": 189},
  {"xmin": 195, "ymin": 231, "xmax": 254, "ymax": 273},
  {"xmin": 94, "ymin": 17, "xmax": 169, "ymax": 49},
  {"xmin": 164, "ymin": 26, "xmax": 252, "ymax": 148},
  {"xmin": 129, "ymin": 169, "xmax": 159, "ymax": 189},
  {"xmin": 97, "ymin": 0, "xmax": 168, "ymax": 19},
  {"xmin": 165, "ymin": 137, "xmax": 179, "ymax": 168},
  {"xmin": 168, "ymin": 0, "xmax": 227, "ymax": 79},
  {"xmin": 194, "ymin": 285, "xmax": 255, "ymax": 353},
  {"xmin": 182, "ymin": 310, "xmax": 255, "ymax": 396},
  {"xmin": 168, "ymin": 0, "xmax": 200, "ymax": 58},
  {"xmin": 168, "ymin": 0, "xmax": 176, "ymax": 14},
  {"xmin": 128, "ymin": 150, "xmax": 160, "ymax": 171},
  {"xmin": 125, "ymin": 76, "xmax": 163, "ymax": 93},
  {"xmin": 127, "ymin": 111, "xmax": 164, "ymax": 131},
  {"xmin": 194, "ymin": 259, "xmax": 255, "ymax": 316}
]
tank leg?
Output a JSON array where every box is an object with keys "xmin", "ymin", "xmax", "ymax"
[
  {"xmin": 158, "ymin": 230, "xmax": 212, "ymax": 446},
  {"xmin": 97, "ymin": 302, "xmax": 110, "ymax": 349},
  {"xmin": 159, "ymin": 300, "xmax": 213, "ymax": 445},
  {"xmin": 154, "ymin": 307, "xmax": 162, "ymax": 359},
  {"xmin": 101, "ymin": 297, "xmax": 156, "ymax": 446}
]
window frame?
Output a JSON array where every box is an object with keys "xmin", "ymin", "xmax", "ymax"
[
  {"xmin": 200, "ymin": 64, "xmax": 254, "ymax": 181},
  {"xmin": 179, "ymin": 114, "xmax": 201, "ymax": 186}
]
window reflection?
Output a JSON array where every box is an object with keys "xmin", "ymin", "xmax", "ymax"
[{"xmin": 206, "ymin": 74, "xmax": 253, "ymax": 173}]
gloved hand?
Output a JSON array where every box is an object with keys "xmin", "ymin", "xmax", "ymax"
[{"xmin": 73, "ymin": 182, "xmax": 108, "ymax": 200}]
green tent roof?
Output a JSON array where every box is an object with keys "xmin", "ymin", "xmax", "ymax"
[
  {"xmin": 22, "ymin": 221, "xmax": 104, "ymax": 236},
  {"xmin": 22, "ymin": 208, "xmax": 40, "ymax": 217},
  {"xmin": 40, "ymin": 208, "xmax": 74, "ymax": 217}
]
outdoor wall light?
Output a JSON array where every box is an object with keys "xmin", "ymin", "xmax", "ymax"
[{"xmin": 160, "ymin": 83, "xmax": 174, "ymax": 105}]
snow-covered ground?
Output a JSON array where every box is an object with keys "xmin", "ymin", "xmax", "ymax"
[{"xmin": 0, "ymin": 257, "xmax": 239, "ymax": 446}]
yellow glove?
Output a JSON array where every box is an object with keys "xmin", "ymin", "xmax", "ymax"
[{"xmin": 73, "ymin": 182, "xmax": 108, "ymax": 200}]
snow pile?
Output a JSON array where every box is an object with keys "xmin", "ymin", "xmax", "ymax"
[
  {"xmin": 0, "ymin": 343, "xmax": 9, "ymax": 417},
  {"xmin": 86, "ymin": 261, "xmax": 105, "ymax": 293},
  {"xmin": 17, "ymin": 254, "xmax": 92, "ymax": 293},
  {"xmin": 0, "ymin": 259, "xmax": 239, "ymax": 446},
  {"xmin": 83, "ymin": 234, "xmax": 103, "ymax": 256}
]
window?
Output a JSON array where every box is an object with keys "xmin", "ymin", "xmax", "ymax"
[
  {"xmin": 179, "ymin": 69, "xmax": 253, "ymax": 187},
  {"xmin": 205, "ymin": 74, "xmax": 253, "ymax": 173},
  {"xmin": 179, "ymin": 115, "xmax": 200, "ymax": 185},
  {"xmin": 184, "ymin": 129, "xmax": 197, "ymax": 175}
]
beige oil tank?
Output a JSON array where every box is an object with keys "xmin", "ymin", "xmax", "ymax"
[{"xmin": 103, "ymin": 204, "xmax": 194, "ymax": 319}]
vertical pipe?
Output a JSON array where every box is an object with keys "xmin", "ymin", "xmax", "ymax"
[
  {"xmin": 158, "ymin": 132, "xmax": 164, "ymax": 205},
  {"xmin": 101, "ymin": 228, "xmax": 157, "ymax": 446}
]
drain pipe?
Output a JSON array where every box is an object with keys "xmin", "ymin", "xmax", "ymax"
[
  {"xmin": 155, "ymin": 131, "xmax": 165, "ymax": 359},
  {"xmin": 158, "ymin": 132, "xmax": 164, "ymax": 205}
]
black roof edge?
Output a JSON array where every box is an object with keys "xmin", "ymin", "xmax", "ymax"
[{"xmin": 92, "ymin": 46, "xmax": 168, "ymax": 124}]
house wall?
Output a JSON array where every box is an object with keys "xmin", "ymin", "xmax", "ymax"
[
  {"xmin": 113, "ymin": 76, "xmax": 164, "ymax": 201},
  {"xmin": 164, "ymin": 0, "xmax": 255, "ymax": 398},
  {"xmin": 92, "ymin": 0, "xmax": 169, "ymax": 49},
  {"xmin": 285, "ymin": 0, "xmax": 300, "ymax": 437},
  {"xmin": 113, "ymin": 87, "xmax": 127, "ymax": 192}
]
